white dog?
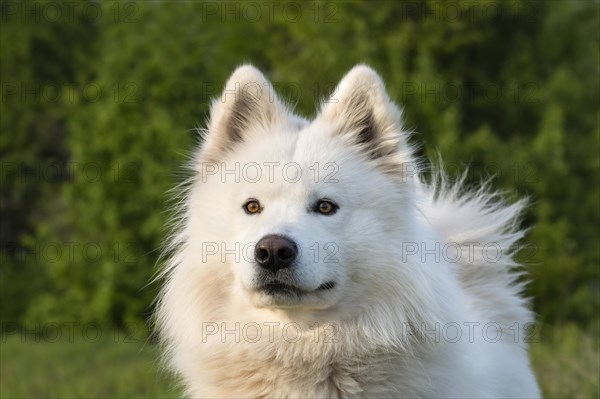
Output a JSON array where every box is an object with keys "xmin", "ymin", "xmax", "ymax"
[{"xmin": 156, "ymin": 65, "xmax": 540, "ymax": 398}]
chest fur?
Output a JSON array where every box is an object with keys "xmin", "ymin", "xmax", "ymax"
[{"xmin": 191, "ymin": 341, "xmax": 406, "ymax": 398}]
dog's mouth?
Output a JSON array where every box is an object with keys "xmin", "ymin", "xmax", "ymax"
[
  {"xmin": 259, "ymin": 282, "xmax": 303, "ymax": 296},
  {"xmin": 257, "ymin": 281, "xmax": 336, "ymax": 296},
  {"xmin": 317, "ymin": 281, "xmax": 336, "ymax": 290}
]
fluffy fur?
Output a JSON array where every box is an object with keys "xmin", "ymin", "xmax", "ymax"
[{"xmin": 155, "ymin": 65, "xmax": 540, "ymax": 398}]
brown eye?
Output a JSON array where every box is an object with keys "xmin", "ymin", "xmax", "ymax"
[
  {"xmin": 243, "ymin": 199, "xmax": 262, "ymax": 215},
  {"xmin": 316, "ymin": 199, "xmax": 338, "ymax": 215}
]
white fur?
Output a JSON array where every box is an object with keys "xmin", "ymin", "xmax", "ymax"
[{"xmin": 155, "ymin": 65, "xmax": 540, "ymax": 398}]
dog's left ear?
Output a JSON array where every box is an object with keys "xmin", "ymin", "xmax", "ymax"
[{"xmin": 317, "ymin": 65, "xmax": 407, "ymax": 164}]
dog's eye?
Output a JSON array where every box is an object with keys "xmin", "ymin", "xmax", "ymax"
[
  {"xmin": 243, "ymin": 199, "xmax": 262, "ymax": 215},
  {"xmin": 315, "ymin": 199, "xmax": 338, "ymax": 215}
]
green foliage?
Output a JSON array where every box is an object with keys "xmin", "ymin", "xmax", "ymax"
[
  {"xmin": 0, "ymin": 0, "xmax": 98, "ymax": 324},
  {"xmin": 1, "ymin": 0, "xmax": 598, "ymax": 330}
]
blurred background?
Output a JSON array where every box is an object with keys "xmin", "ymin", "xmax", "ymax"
[{"xmin": 1, "ymin": 0, "xmax": 598, "ymax": 397}]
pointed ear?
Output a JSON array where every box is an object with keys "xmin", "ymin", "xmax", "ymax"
[
  {"xmin": 200, "ymin": 65, "xmax": 289, "ymax": 161},
  {"xmin": 317, "ymin": 65, "xmax": 407, "ymax": 165}
]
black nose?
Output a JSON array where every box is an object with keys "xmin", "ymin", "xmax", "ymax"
[{"xmin": 254, "ymin": 234, "xmax": 298, "ymax": 273}]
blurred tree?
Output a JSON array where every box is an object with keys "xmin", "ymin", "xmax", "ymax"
[
  {"xmin": 0, "ymin": 0, "xmax": 98, "ymax": 326},
  {"xmin": 2, "ymin": 0, "xmax": 597, "ymax": 328}
]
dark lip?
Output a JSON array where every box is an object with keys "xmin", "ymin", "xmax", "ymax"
[
  {"xmin": 259, "ymin": 282, "xmax": 303, "ymax": 296},
  {"xmin": 318, "ymin": 281, "xmax": 336, "ymax": 290},
  {"xmin": 257, "ymin": 281, "xmax": 336, "ymax": 295}
]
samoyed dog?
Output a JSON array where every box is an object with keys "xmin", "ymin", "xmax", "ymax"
[{"xmin": 156, "ymin": 65, "xmax": 540, "ymax": 398}]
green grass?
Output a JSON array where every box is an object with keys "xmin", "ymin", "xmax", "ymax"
[
  {"xmin": 1, "ymin": 325, "xmax": 598, "ymax": 398},
  {"xmin": 531, "ymin": 324, "xmax": 600, "ymax": 398},
  {"xmin": 0, "ymin": 330, "xmax": 179, "ymax": 398}
]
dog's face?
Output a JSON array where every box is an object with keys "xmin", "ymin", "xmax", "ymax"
[{"xmin": 189, "ymin": 65, "xmax": 415, "ymax": 312}]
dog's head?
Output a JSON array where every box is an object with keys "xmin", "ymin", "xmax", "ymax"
[{"xmin": 188, "ymin": 65, "xmax": 418, "ymax": 315}]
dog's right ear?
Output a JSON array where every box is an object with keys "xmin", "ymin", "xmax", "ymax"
[{"xmin": 200, "ymin": 65, "xmax": 289, "ymax": 161}]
